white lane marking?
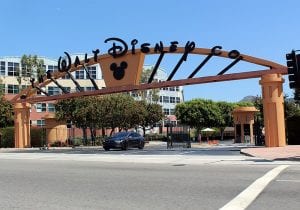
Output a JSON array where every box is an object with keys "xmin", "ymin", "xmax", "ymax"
[
  {"xmin": 179, "ymin": 151, "xmax": 195, "ymax": 155},
  {"xmin": 219, "ymin": 165, "xmax": 289, "ymax": 210},
  {"xmin": 276, "ymin": 179, "xmax": 300, "ymax": 183}
]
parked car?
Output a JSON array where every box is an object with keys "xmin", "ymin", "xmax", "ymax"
[{"xmin": 103, "ymin": 131, "xmax": 145, "ymax": 151}]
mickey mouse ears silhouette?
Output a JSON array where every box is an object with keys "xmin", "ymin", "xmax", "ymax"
[{"xmin": 100, "ymin": 52, "xmax": 145, "ymax": 88}]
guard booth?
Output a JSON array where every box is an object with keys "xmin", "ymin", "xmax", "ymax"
[
  {"xmin": 233, "ymin": 107, "xmax": 259, "ymax": 144},
  {"xmin": 43, "ymin": 113, "xmax": 67, "ymax": 146}
]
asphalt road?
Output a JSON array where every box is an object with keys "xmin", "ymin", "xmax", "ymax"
[{"xmin": 0, "ymin": 157, "xmax": 299, "ymax": 210}]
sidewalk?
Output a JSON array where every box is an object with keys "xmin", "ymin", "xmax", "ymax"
[{"xmin": 240, "ymin": 145, "xmax": 300, "ymax": 161}]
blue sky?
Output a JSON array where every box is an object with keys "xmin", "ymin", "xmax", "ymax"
[{"xmin": 1, "ymin": 0, "xmax": 299, "ymax": 102}]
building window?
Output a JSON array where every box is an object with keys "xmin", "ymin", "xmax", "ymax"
[
  {"xmin": 36, "ymin": 119, "xmax": 45, "ymax": 127},
  {"xmin": 21, "ymin": 66, "xmax": 31, "ymax": 77},
  {"xmin": 170, "ymin": 109, "xmax": 175, "ymax": 115},
  {"xmin": 0, "ymin": 84, "xmax": 5, "ymax": 93},
  {"xmin": 163, "ymin": 108, "xmax": 169, "ymax": 115},
  {"xmin": 7, "ymin": 84, "xmax": 19, "ymax": 94},
  {"xmin": 159, "ymin": 96, "xmax": 162, "ymax": 103},
  {"xmin": 176, "ymin": 97, "xmax": 181, "ymax": 103},
  {"xmin": 162, "ymin": 87, "xmax": 168, "ymax": 91},
  {"xmin": 131, "ymin": 91, "xmax": 138, "ymax": 97},
  {"xmin": 170, "ymin": 97, "xmax": 175, "ymax": 103},
  {"xmin": 36, "ymin": 103, "xmax": 47, "ymax": 112},
  {"xmin": 48, "ymin": 86, "xmax": 60, "ymax": 96},
  {"xmin": 8, "ymin": 62, "xmax": 19, "ymax": 76},
  {"xmin": 63, "ymin": 87, "xmax": 71, "ymax": 93},
  {"xmin": 0, "ymin": 61, "xmax": 5, "ymax": 75},
  {"xmin": 48, "ymin": 65, "xmax": 58, "ymax": 73},
  {"xmin": 36, "ymin": 87, "xmax": 46, "ymax": 95},
  {"xmin": 76, "ymin": 69, "xmax": 85, "ymax": 79},
  {"xmin": 85, "ymin": 87, "xmax": 95, "ymax": 91},
  {"xmin": 169, "ymin": 87, "xmax": 175, "ymax": 91},
  {"xmin": 21, "ymin": 85, "xmax": 29, "ymax": 91},
  {"xmin": 61, "ymin": 73, "xmax": 70, "ymax": 79},
  {"xmin": 87, "ymin": 66, "xmax": 97, "ymax": 79},
  {"xmin": 163, "ymin": 96, "xmax": 169, "ymax": 103},
  {"xmin": 76, "ymin": 87, "xmax": 84, "ymax": 92},
  {"xmin": 176, "ymin": 86, "xmax": 180, "ymax": 91},
  {"xmin": 48, "ymin": 103, "xmax": 55, "ymax": 112}
]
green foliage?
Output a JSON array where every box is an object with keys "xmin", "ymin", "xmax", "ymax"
[
  {"xmin": 284, "ymin": 97, "xmax": 300, "ymax": 119},
  {"xmin": 138, "ymin": 100, "xmax": 163, "ymax": 136},
  {"xmin": 175, "ymin": 98, "xmax": 257, "ymax": 139},
  {"xmin": 0, "ymin": 127, "xmax": 14, "ymax": 148},
  {"xmin": 144, "ymin": 133, "xmax": 166, "ymax": 141},
  {"xmin": 55, "ymin": 94, "xmax": 163, "ymax": 137},
  {"xmin": 30, "ymin": 127, "xmax": 45, "ymax": 147},
  {"xmin": 0, "ymin": 127, "xmax": 47, "ymax": 148},
  {"xmin": 137, "ymin": 68, "xmax": 160, "ymax": 103},
  {"xmin": 0, "ymin": 96, "xmax": 14, "ymax": 128},
  {"xmin": 215, "ymin": 101, "xmax": 236, "ymax": 127},
  {"xmin": 20, "ymin": 55, "xmax": 45, "ymax": 79},
  {"xmin": 175, "ymin": 99, "xmax": 223, "ymax": 131}
]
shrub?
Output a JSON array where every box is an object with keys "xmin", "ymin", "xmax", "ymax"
[
  {"xmin": 31, "ymin": 127, "xmax": 45, "ymax": 147},
  {"xmin": 0, "ymin": 127, "xmax": 46, "ymax": 148},
  {"xmin": 0, "ymin": 127, "xmax": 15, "ymax": 148},
  {"xmin": 144, "ymin": 133, "xmax": 166, "ymax": 141}
]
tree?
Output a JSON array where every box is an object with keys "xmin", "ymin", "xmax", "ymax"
[
  {"xmin": 215, "ymin": 101, "xmax": 235, "ymax": 140},
  {"xmin": 137, "ymin": 67, "xmax": 160, "ymax": 103},
  {"xmin": 175, "ymin": 99, "xmax": 223, "ymax": 133},
  {"xmin": 19, "ymin": 55, "xmax": 45, "ymax": 91},
  {"xmin": 55, "ymin": 94, "xmax": 163, "ymax": 139},
  {"xmin": 55, "ymin": 97, "xmax": 96, "ymax": 144},
  {"xmin": 284, "ymin": 96, "xmax": 300, "ymax": 119},
  {"xmin": 100, "ymin": 94, "xmax": 142, "ymax": 135},
  {"xmin": 0, "ymin": 94, "xmax": 14, "ymax": 128},
  {"xmin": 138, "ymin": 100, "xmax": 164, "ymax": 136}
]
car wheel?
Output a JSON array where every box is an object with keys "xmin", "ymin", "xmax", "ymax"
[
  {"xmin": 138, "ymin": 142, "xmax": 144, "ymax": 149},
  {"xmin": 104, "ymin": 147, "xmax": 110, "ymax": 151},
  {"xmin": 122, "ymin": 141, "xmax": 128, "ymax": 150}
]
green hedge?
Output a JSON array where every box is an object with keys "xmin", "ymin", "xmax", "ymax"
[
  {"xmin": 0, "ymin": 127, "xmax": 46, "ymax": 148},
  {"xmin": 0, "ymin": 127, "xmax": 14, "ymax": 148},
  {"xmin": 31, "ymin": 127, "xmax": 45, "ymax": 147}
]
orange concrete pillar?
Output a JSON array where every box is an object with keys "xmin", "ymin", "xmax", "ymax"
[
  {"xmin": 259, "ymin": 74, "xmax": 286, "ymax": 147},
  {"xmin": 43, "ymin": 113, "xmax": 67, "ymax": 145},
  {"xmin": 14, "ymin": 102, "xmax": 31, "ymax": 148},
  {"xmin": 233, "ymin": 107, "xmax": 258, "ymax": 144}
]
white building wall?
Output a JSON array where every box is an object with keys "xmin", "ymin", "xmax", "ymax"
[{"xmin": 0, "ymin": 56, "xmax": 184, "ymax": 125}]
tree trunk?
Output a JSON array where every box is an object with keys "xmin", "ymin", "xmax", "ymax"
[
  {"xmin": 82, "ymin": 128, "xmax": 87, "ymax": 145},
  {"xmin": 110, "ymin": 128, "xmax": 115, "ymax": 136},
  {"xmin": 102, "ymin": 127, "xmax": 106, "ymax": 136},
  {"xmin": 220, "ymin": 128, "xmax": 225, "ymax": 141},
  {"xmin": 143, "ymin": 126, "xmax": 146, "ymax": 137},
  {"xmin": 89, "ymin": 127, "xmax": 95, "ymax": 146}
]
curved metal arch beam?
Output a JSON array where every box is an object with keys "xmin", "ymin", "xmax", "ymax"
[
  {"xmin": 11, "ymin": 47, "xmax": 286, "ymax": 103},
  {"xmin": 144, "ymin": 47, "xmax": 285, "ymax": 69}
]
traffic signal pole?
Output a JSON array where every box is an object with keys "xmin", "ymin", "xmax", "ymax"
[{"xmin": 286, "ymin": 50, "xmax": 300, "ymax": 100}]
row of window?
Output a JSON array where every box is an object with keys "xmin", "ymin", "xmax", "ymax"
[
  {"xmin": 75, "ymin": 66, "xmax": 97, "ymax": 79},
  {"xmin": 163, "ymin": 108, "xmax": 175, "ymax": 115},
  {"xmin": 0, "ymin": 85, "xmax": 101, "ymax": 95},
  {"xmin": 160, "ymin": 86, "xmax": 180, "ymax": 91},
  {"xmin": 35, "ymin": 102, "xmax": 177, "ymax": 114},
  {"xmin": 35, "ymin": 103, "xmax": 55, "ymax": 112},
  {"xmin": 0, "ymin": 84, "xmax": 28, "ymax": 94},
  {"xmin": 0, "ymin": 61, "xmax": 100, "ymax": 79},
  {"xmin": 30, "ymin": 119, "xmax": 45, "ymax": 127},
  {"xmin": 159, "ymin": 96, "xmax": 181, "ymax": 104}
]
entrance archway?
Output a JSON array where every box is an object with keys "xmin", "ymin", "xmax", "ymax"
[{"xmin": 10, "ymin": 41, "xmax": 288, "ymax": 148}]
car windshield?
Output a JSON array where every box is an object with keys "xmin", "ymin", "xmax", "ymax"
[{"xmin": 112, "ymin": 132, "xmax": 130, "ymax": 138}]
